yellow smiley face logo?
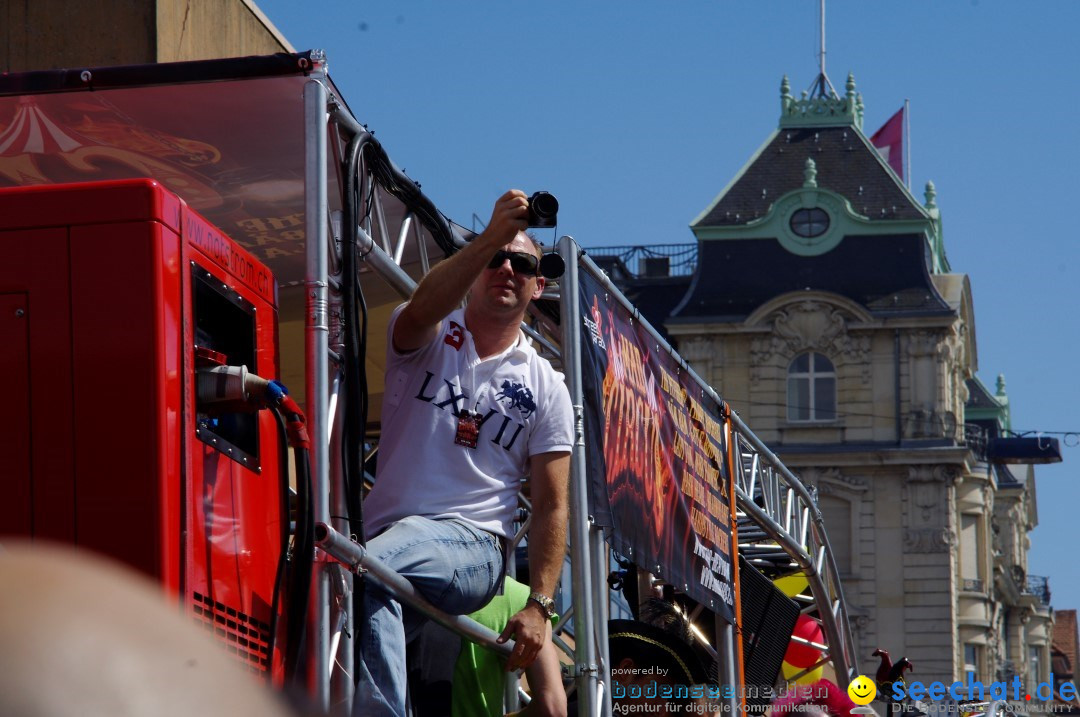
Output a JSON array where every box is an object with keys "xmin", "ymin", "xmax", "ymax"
[{"xmin": 847, "ymin": 675, "xmax": 877, "ymax": 705}]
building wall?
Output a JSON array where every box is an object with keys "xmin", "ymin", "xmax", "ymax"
[
  {"xmin": 155, "ymin": 0, "xmax": 292, "ymax": 63},
  {"xmin": 670, "ymin": 288, "xmax": 976, "ymax": 679},
  {"xmin": 670, "ymin": 278, "xmax": 1057, "ymax": 688},
  {"xmin": 1, "ymin": 0, "xmax": 291, "ymax": 72}
]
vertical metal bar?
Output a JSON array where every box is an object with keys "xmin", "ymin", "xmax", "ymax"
[
  {"xmin": 783, "ymin": 487, "xmax": 794, "ymax": 533},
  {"xmin": 372, "ymin": 186, "xmax": 393, "ymax": 254},
  {"xmin": 748, "ymin": 452, "xmax": 759, "ymax": 501},
  {"xmin": 415, "ymin": 222, "xmax": 431, "ymax": 275},
  {"xmin": 799, "ymin": 506, "xmax": 810, "ymax": 548},
  {"xmin": 328, "ymin": 372, "xmax": 354, "ymax": 713},
  {"xmin": 392, "ymin": 212, "xmax": 414, "ymax": 265},
  {"xmin": 737, "ymin": 442, "xmax": 750, "ymax": 498},
  {"xmin": 763, "ymin": 465, "xmax": 775, "ymax": 516},
  {"xmin": 718, "ymin": 618, "xmax": 739, "ymax": 714},
  {"xmin": 504, "ymin": 521, "xmax": 520, "ymax": 715},
  {"xmin": 770, "ymin": 469, "xmax": 781, "ymax": 520},
  {"xmin": 304, "ymin": 75, "xmax": 331, "ymax": 711},
  {"xmin": 592, "ymin": 526, "xmax": 612, "ymax": 717},
  {"xmin": 905, "ymin": 97, "xmax": 912, "ymax": 189},
  {"xmin": 818, "ymin": 0, "xmax": 827, "ymax": 79},
  {"xmin": 558, "ymin": 235, "xmax": 599, "ymax": 717}
]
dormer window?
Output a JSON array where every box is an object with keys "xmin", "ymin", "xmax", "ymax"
[
  {"xmin": 789, "ymin": 207, "xmax": 830, "ymax": 238},
  {"xmin": 787, "ymin": 352, "xmax": 836, "ymax": 421}
]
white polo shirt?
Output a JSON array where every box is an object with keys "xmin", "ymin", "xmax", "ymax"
[{"xmin": 364, "ymin": 306, "xmax": 574, "ymax": 539}]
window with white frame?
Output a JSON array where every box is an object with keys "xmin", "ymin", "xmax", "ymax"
[
  {"xmin": 1029, "ymin": 646, "xmax": 1041, "ymax": 683},
  {"xmin": 960, "ymin": 514, "xmax": 985, "ymax": 592},
  {"xmin": 964, "ymin": 643, "xmax": 980, "ymax": 680},
  {"xmin": 787, "ymin": 352, "xmax": 837, "ymax": 422}
]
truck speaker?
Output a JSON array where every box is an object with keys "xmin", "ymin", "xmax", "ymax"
[{"xmin": 739, "ymin": 555, "xmax": 802, "ymax": 708}]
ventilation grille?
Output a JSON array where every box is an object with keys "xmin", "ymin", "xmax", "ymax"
[{"xmin": 191, "ymin": 591, "xmax": 271, "ymax": 674}]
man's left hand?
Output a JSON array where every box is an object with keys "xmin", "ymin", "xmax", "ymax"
[{"xmin": 498, "ymin": 604, "xmax": 551, "ymax": 672}]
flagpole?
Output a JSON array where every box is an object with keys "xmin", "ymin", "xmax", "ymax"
[
  {"xmin": 904, "ymin": 98, "xmax": 911, "ymax": 189},
  {"xmin": 819, "ymin": 0, "xmax": 826, "ymax": 80}
]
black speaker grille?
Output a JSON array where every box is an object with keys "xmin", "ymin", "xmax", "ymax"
[{"xmin": 739, "ymin": 556, "xmax": 802, "ymax": 709}]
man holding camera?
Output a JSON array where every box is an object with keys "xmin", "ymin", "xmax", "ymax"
[{"xmin": 357, "ymin": 189, "xmax": 573, "ymax": 716}]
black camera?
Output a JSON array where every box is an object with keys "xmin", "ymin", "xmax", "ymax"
[{"xmin": 527, "ymin": 191, "xmax": 558, "ymax": 228}]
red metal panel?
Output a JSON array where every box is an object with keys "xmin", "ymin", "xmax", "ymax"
[
  {"xmin": 0, "ymin": 292, "xmax": 31, "ymax": 535},
  {"xmin": 69, "ymin": 219, "xmax": 180, "ymax": 580},
  {"xmin": 0, "ymin": 178, "xmax": 182, "ymax": 233},
  {"xmin": 181, "ymin": 223, "xmax": 283, "ymax": 678},
  {"xmin": 0, "ymin": 226, "xmax": 76, "ymax": 542},
  {"xmin": 183, "ymin": 205, "xmax": 276, "ymax": 306},
  {"xmin": 0, "ymin": 179, "xmax": 283, "ymax": 679},
  {"xmin": 158, "ymin": 219, "xmax": 184, "ymax": 597}
]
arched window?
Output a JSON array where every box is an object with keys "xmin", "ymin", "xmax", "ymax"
[{"xmin": 787, "ymin": 352, "xmax": 836, "ymax": 421}]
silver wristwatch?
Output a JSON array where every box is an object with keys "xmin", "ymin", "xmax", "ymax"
[{"xmin": 527, "ymin": 591, "xmax": 556, "ymax": 619}]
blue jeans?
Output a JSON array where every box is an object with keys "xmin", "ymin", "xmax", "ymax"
[{"xmin": 354, "ymin": 515, "xmax": 504, "ymax": 717}]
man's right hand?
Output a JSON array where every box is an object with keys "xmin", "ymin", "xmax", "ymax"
[
  {"xmin": 391, "ymin": 189, "xmax": 531, "ymax": 353},
  {"xmin": 478, "ymin": 189, "xmax": 529, "ymax": 248}
]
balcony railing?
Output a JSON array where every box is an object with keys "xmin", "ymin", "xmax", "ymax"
[
  {"xmin": 586, "ymin": 243, "xmax": 698, "ymax": 277},
  {"xmin": 1024, "ymin": 575, "xmax": 1051, "ymax": 606},
  {"xmin": 903, "ymin": 409, "xmax": 961, "ymax": 442},
  {"xmin": 962, "ymin": 578, "xmax": 985, "ymax": 593},
  {"xmin": 964, "ymin": 423, "xmax": 989, "ymax": 459}
]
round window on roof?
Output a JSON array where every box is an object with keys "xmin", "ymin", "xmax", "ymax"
[{"xmin": 789, "ymin": 207, "xmax": 830, "ymax": 238}]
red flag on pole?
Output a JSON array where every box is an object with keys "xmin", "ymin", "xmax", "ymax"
[{"xmin": 870, "ymin": 107, "xmax": 904, "ymax": 180}]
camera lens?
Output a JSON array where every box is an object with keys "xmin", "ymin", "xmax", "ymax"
[
  {"xmin": 527, "ymin": 191, "xmax": 558, "ymax": 228},
  {"xmin": 531, "ymin": 192, "xmax": 558, "ymax": 219}
]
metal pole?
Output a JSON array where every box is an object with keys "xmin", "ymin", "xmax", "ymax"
[
  {"xmin": 819, "ymin": 0, "xmax": 826, "ymax": 79},
  {"xmin": 504, "ymin": 536, "xmax": 520, "ymax": 714},
  {"xmin": 904, "ymin": 98, "xmax": 912, "ymax": 189},
  {"xmin": 315, "ymin": 524, "xmax": 515, "ymax": 658},
  {"xmin": 592, "ymin": 527, "xmax": 613, "ymax": 717},
  {"xmin": 328, "ymin": 373, "xmax": 354, "ymax": 713},
  {"xmin": 356, "ymin": 225, "xmax": 416, "ymax": 299},
  {"xmin": 304, "ymin": 72, "xmax": 331, "ymax": 711},
  {"xmin": 718, "ymin": 619, "xmax": 739, "ymax": 714},
  {"xmin": 558, "ymin": 236, "xmax": 600, "ymax": 717}
]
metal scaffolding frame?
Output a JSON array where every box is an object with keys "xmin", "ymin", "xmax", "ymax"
[{"xmin": 301, "ymin": 56, "xmax": 858, "ymax": 716}]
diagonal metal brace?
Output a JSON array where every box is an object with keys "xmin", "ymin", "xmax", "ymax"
[{"xmin": 314, "ymin": 522, "xmax": 514, "ymax": 659}]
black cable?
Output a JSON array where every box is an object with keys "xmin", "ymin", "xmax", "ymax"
[
  {"xmin": 346, "ymin": 128, "xmax": 461, "ymax": 258},
  {"xmin": 358, "ymin": 280, "xmax": 369, "ymax": 495},
  {"xmin": 266, "ymin": 407, "xmax": 292, "ymax": 683},
  {"xmin": 340, "ymin": 127, "xmax": 466, "ymax": 677},
  {"xmin": 342, "ymin": 131, "xmax": 373, "ymax": 680},
  {"xmin": 340, "ymin": 129, "xmax": 467, "ymax": 547},
  {"xmin": 284, "ymin": 438, "xmax": 314, "ymax": 686},
  {"xmin": 342, "ymin": 134, "xmax": 366, "ymax": 548}
]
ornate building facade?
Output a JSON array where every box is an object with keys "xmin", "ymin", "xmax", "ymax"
[{"xmin": 593, "ymin": 73, "xmax": 1054, "ymax": 686}]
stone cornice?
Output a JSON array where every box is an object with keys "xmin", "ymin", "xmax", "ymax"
[{"xmin": 776, "ymin": 445, "xmax": 971, "ymax": 469}]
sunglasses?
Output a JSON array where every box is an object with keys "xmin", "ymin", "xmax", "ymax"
[{"xmin": 487, "ymin": 250, "xmax": 539, "ymax": 276}]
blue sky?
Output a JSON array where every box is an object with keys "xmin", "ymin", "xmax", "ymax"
[{"xmin": 254, "ymin": 1, "xmax": 1080, "ymax": 614}]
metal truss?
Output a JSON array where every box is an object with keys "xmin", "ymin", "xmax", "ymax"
[{"xmin": 729, "ymin": 414, "xmax": 859, "ymax": 683}]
